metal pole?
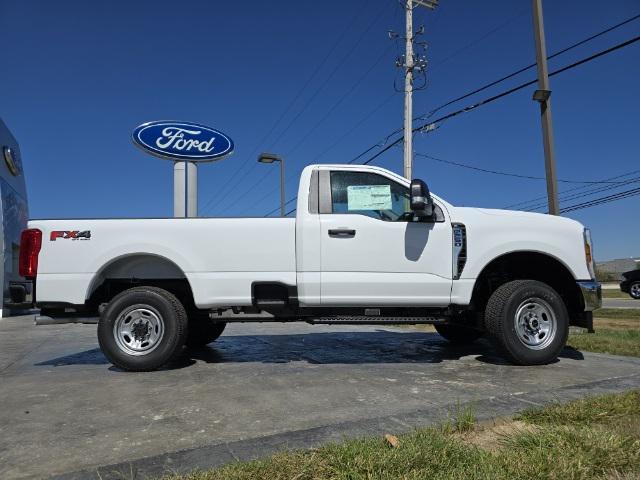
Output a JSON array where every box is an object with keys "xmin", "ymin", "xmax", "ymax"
[
  {"xmin": 279, "ymin": 159, "xmax": 285, "ymax": 217},
  {"xmin": 403, "ymin": 0, "xmax": 414, "ymax": 180},
  {"xmin": 532, "ymin": 0, "xmax": 560, "ymax": 215},
  {"xmin": 184, "ymin": 161, "xmax": 188, "ymax": 218},
  {"xmin": 186, "ymin": 162, "xmax": 198, "ymax": 217},
  {"xmin": 174, "ymin": 162, "xmax": 185, "ymax": 217},
  {"xmin": 174, "ymin": 162, "xmax": 198, "ymax": 218}
]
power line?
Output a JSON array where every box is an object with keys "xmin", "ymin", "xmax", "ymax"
[
  {"xmin": 284, "ymin": 44, "xmax": 394, "ymax": 159},
  {"xmin": 414, "ymin": 153, "xmax": 636, "ymax": 184},
  {"xmin": 206, "ymin": 1, "xmax": 392, "ymax": 216},
  {"xmin": 415, "ymin": 12, "xmax": 640, "ymax": 119},
  {"xmin": 199, "ymin": 0, "xmax": 369, "ymax": 215},
  {"xmin": 262, "ymin": 12, "xmax": 640, "ymax": 217},
  {"xmin": 561, "ymin": 186, "xmax": 640, "ymax": 214},
  {"xmin": 428, "ymin": 6, "xmax": 529, "ymax": 70},
  {"xmin": 357, "ymin": 32, "xmax": 640, "ymax": 167},
  {"xmin": 504, "ymin": 169, "xmax": 640, "ymax": 209},
  {"xmin": 263, "ymin": 33, "xmax": 640, "ymax": 216},
  {"xmin": 520, "ymin": 175, "xmax": 640, "ymax": 212}
]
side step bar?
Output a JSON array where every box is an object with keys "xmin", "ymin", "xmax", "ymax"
[{"xmin": 307, "ymin": 316, "xmax": 448, "ymax": 325}]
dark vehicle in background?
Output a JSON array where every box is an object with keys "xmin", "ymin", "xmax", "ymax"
[{"xmin": 620, "ymin": 269, "xmax": 640, "ymax": 299}]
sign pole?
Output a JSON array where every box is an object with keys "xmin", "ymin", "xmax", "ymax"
[{"xmin": 174, "ymin": 162, "xmax": 198, "ymax": 218}]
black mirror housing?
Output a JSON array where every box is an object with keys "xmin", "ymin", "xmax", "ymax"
[{"xmin": 410, "ymin": 179, "xmax": 434, "ymax": 217}]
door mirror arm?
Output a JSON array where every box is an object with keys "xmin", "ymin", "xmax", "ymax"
[{"xmin": 410, "ymin": 179, "xmax": 434, "ymax": 218}]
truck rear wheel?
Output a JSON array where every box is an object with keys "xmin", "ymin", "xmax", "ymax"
[
  {"xmin": 434, "ymin": 323, "xmax": 482, "ymax": 345},
  {"xmin": 98, "ymin": 286, "xmax": 188, "ymax": 372},
  {"xmin": 485, "ymin": 280, "xmax": 568, "ymax": 365},
  {"xmin": 186, "ymin": 314, "xmax": 227, "ymax": 347}
]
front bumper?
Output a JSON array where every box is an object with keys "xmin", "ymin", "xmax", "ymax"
[{"xmin": 577, "ymin": 280, "xmax": 602, "ymax": 311}]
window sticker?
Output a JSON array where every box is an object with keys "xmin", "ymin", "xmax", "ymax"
[{"xmin": 347, "ymin": 185, "xmax": 392, "ymax": 210}]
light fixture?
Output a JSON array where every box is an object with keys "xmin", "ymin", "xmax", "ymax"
[{"xmin": 532, "ymin": 89, "xmax": 551, "ymax": 102}]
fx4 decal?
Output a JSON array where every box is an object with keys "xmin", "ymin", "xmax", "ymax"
[{"xmin": 50, "ymin": 230, "xmax": 91, "ymax": 241}]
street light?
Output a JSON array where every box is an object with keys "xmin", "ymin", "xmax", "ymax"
[{"xmin": 258, "ymin": 152, "xmax": 285, "ymax": 217}]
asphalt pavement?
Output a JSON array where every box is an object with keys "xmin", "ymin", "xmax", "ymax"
[{"xmin": 1, "ymin": 315, "xmax": 639, "ymax": 480}]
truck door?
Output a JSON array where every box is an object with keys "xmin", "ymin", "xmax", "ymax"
[{"xmin": 318, "ymin": 168, "xmax": 452, "ymax": 306}]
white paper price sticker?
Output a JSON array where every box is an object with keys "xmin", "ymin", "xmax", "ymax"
[{"xmin": 347, "ymin": 185, "xmax": 392, "ymax": 211}]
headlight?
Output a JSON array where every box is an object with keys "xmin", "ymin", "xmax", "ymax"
[{"xmin": 583, "ymin": 228, "xmax": 595, "ymax": 279}]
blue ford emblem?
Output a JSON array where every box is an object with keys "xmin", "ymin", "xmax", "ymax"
[{"xmin": 132, "ymin": 121, "xmax": 234, "ymax": 161}]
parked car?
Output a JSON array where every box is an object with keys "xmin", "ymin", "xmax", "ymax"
[
  {"xmin": 21, "ymin": 164, "xmax": 601, "ymax": 371},
  {"xmin": 620, "ymin": 269, "xmax": 640, "ymax": 299}
]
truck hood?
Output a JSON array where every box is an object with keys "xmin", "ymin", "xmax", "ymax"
[
  {"xmin": 450, "ymin": 207, "xmax": 584, "ymax": 231},
  {"xmin": 444, "ymin": 206, "xmax": 591, "ymax": 280}
]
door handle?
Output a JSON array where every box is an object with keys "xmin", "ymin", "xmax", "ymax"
[{"xmin": 328, "ymin": 228, "xmax": 356, "ymax": 238}]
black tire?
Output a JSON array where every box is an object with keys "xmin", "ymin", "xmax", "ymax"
[
  {"xmin": 434, "ymin": 323, "xmax": 482, "ymax": 345},
  {"xmin": 186, "ymin": 313, "xmax": 227, "ymax": 347},
  {"xmin": 629, "ymin": 282, "xmax": 640, "ymax": 300},
  {"xmin": 485, "ymin": 280, "xmax": 569, "ymax": 366},
  {"xmin": 98, "ymin": 286, "xmax": 188, "ymax": 372}
]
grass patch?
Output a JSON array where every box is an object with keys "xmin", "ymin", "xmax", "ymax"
[
  {"xmin": 569, "ymin": 309, "xmax": 640, "ymax": 357},
  {"xmin": 602, "ymin": 289, "xmax": 632, "ymax": 299},
  {"xmin": 164, "ymin": 392, "xmax": 640, "ymax": 480},
  {"xmin": 568, "ymin": 328, "xmax": 640, "ymax": 357},
  {"xmin": 594, "ymin": 308, "xmax": 640, "ymax": 320}
]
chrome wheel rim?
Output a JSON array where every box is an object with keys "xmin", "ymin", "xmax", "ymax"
[
  {"xmin": 113, "ymin": 305, "xmax": 164, "ymax": 356},
  {"xmin": 631, "ymin": 283, "xmax": 640, "ymax": 298},
  {"xmin": 514, "ymin": 297, "xmax": 557, "ymax": 350}
]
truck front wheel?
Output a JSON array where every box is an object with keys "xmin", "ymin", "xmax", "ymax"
[
  {"xmin": 98, "ymin": 287, "xmax": 188, "ymax": 372},
  {"xmin": 485, "ymin": 280, "xmax": 569, "ymax": 365}
]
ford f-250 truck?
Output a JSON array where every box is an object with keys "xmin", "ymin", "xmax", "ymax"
[{"xmin": 20, "ymin": 164, "xmax": 601, "ymax": 371}]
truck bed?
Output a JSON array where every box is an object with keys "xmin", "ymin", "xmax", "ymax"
[{"xmin": 29, "ymin": 217, "xmax": 296, "ymax": 308}]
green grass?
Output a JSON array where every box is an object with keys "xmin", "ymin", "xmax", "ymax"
[
  {"xmin": 164, "ymin": 392, "xmax": 640, "ymax": 480},
  {"xmin": 601, "ymin": 289, "xmax": 632, "ymax": 299},
  {"xmin": 569, "ymin": 328, "xmax": 640, "ymax": 357},
  {"xmin": 594, "ymin": 308, "xmax": 640, "ymax": 320},
  {"xmin": 568, "ymin": 308, "xmax": 640, "ymax": 357}
]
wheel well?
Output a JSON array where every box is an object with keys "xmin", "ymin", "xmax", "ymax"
[
  {"xmin": 470, "ymin": 251, "xmax": 583, "ymax": 323},
  {"xmin": 86, "ymin": 254, "xmax": 196, "ymax": 314}
]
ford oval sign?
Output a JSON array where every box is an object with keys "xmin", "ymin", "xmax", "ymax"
[{"xmin": 132, "ymin": 121, "xmax": 234, "ymax": 161}]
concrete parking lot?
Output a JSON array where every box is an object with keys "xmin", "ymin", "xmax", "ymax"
[{"xmin": 1, "ymin": 315, "xmax": 639, "ymax": 480}]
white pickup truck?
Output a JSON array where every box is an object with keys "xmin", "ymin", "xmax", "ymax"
[{"xmin": 20, "ymin": 164, "xmax": 601, "ymax": 371}]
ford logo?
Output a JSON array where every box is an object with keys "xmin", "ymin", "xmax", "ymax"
[{"xmin": 132, "ymin": 121, "xmax": 234, "ymax": 161}]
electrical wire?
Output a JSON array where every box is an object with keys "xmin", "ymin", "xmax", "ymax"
[
  {"xmin": 414, "ymin": 152, "xmax": 635, "ymax": 184},
  {"xmin": 414, "ymin": 12, "xmax": 640, "ymax": 119},
  {"xmin": 561, "ymin": 187, "xmax": 640, "ymax": 213},
  {"xmin": 199, "ymin": 0, "xmax": 369, "ymax": 215},
  {"xmin": 206, "ymin": 0, "xmax": 392, "ymax": 216},
  {"xmin": 264, "ymin": 33, "xmax": 640, "ymax": 216},
  {"xmin": 504, "ymin": 169, "xmax": 640, "ymax": 209},
  {"xmin": 262, "ymin": 11, "xmax": 639, "ymax": 217},
  {"xmin": 359, "ymin": 32, "xmax": 640, "ymax": 167},
  {"xmin": 521, "ymin": 175, "xmax": 640, "ymax": 212}
]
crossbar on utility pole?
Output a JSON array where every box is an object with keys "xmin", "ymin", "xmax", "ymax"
[{"xmin": 531, "ymin": 0, "xmax": 560, "ymax": 215}]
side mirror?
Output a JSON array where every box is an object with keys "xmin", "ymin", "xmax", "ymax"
[{"xmin": 410, "ymin": 179, "xmax": 433, "ymax": 217}]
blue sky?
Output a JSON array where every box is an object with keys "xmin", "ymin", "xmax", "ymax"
[{"xmin": 0, "ymin": 0, "xmax": 638, "ymax": 260}]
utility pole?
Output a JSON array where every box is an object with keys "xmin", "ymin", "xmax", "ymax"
[
  {"xmin": 402, "ymin": 0, "xmax": 438, "ymax": 181},
  {"xmin": 531, "ymin": 0, "xmax": 560, "ymax": 215},
  {"xmin": 403, "ymin": 0, "xmax": 414, "ymax": 181}
]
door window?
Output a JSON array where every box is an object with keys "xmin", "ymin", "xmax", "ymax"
[{"xmin": 330, "ymin": 171, "xmax": 410, "ymax": 221}]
